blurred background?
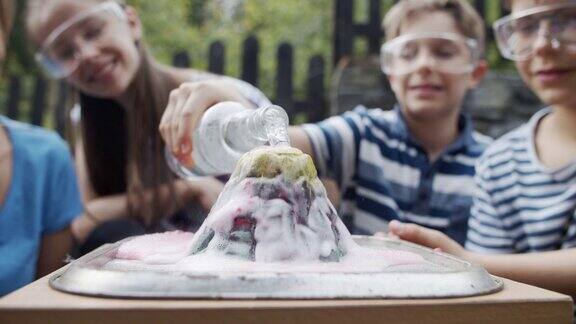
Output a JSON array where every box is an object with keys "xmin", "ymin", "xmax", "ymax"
[{"xmin": 0, "ymin": 0, "xmax": 542, "ymax": 138}]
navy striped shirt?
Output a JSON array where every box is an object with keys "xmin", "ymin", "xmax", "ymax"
[
  {"xmin": 466, "ymin": 109, "xmax": 576, "ymax": 253},
  {"xmin": 302, "ymin": 106, "xmax": 491, "ymax": 244}
]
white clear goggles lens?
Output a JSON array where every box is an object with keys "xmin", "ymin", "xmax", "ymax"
[
  {"xmin": 494, "ymin": 3, "xmax": 576, "ymax": 61},
  {"xmin": 35, "ymin": 1, "xmax": 125, "ymax": 79},
  {"xmin": 381, "ymin": 33, "xmax": 479, "ymax": 76}
]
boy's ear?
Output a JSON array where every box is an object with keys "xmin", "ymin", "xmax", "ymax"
[
  {"xmin": 124, "ymin": 6, "xmax": 143, "ymax": 41},
  {"xmin": 469, "ymin": 60, "xmax": 488, "ymax": 89}
]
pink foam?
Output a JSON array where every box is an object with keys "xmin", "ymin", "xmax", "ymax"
[
  {"xmin": 115, "ymin": 231, "xmax": 194, "ymax": 264},
  {"xmin": 112, "ymin": 231, "xmax": 427, "ymax": 273}
]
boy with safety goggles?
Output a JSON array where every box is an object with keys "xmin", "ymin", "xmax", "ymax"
[
  {"xmin": 387, "ymin": 0, "xmax": 576, "ymax": 298},
  {"xmin": 160, "ymin": 0, "xmax": 491, "ymax": 243}
]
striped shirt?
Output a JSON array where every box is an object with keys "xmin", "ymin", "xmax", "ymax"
[
  {"xmin": 466, "ymin": 109, "xmax": 576, "ymax": 253},
  {"xmin": 302, "ymin": 105, "xmax": 492, "ymax": 244}
]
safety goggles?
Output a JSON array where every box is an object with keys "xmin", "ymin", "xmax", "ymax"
[
  {"xmin": 380, "ymin": 32, "xmax": 479, "ymax": 76},
  {"xmin": 35, "ymin": 1, "xmax": 126, "ymax": 79},
  {"xmin": 493, "ymin": 2, "xmax": 576, "ymax": 61}
]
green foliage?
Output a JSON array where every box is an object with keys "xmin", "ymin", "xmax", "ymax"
[
  {"xmin": 4, "ymin": 0, "xmax": 331, "ymax": 99},
  {"xmin": 1, "ymin": 0, "xmax": 514, "ymax": 127},
  {"xmin": 129, "ymin": 0, "xmax": 332, "ymax": 98},
  {"xmin": 4, "ymin": 0, "xmax": 512, "ymax": 96},
  {"xmin": 5, "ymin": 1, "xmax": 36, "ymax": 75}
]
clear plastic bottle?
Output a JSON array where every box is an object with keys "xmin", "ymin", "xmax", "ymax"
[{"xmin": 166, "ymin": 101, "xmax": 290, "ymax": 178}]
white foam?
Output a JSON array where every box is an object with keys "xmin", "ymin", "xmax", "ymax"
[{"xmin": 112, "ymin": 147, "xmax": 425, "ymax": 273}]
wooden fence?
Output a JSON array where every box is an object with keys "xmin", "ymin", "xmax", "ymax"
[
  {"xmin": 2, "ymin": 35, "xmax": 327, "ymax": 137},
  {"xmin": 3, "ymin": 0, "xmax": 513, "ymax": 136},
  {"xmin": 333, "ymin": 0, "xmax": 511, "ymax": 64},
  {"xmin": 4, "ymin": 76, "xmax": 71, "ymax": 136},
  {"xmin": 173, "ymin": 36, "xmax": 327, "ymax": 123}
]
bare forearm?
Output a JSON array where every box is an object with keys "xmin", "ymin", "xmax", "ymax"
[
  {"xmin": 72, "ymin": 183, "xmax": 177, "ymax": 241},
  {"xmin": 469, "ymin": 249, "xmax": 576, "ymax": 298},
  {"xmin": 71, "ymin": 193, "xmax": 129, "ymax": 243},
  {"xmin": 71, "ymin": 179, "xmax": 216, "ymax": 243},
  {"xmin": 37, "ymin": 227, "xmax": 74, "ymax": 278},
  {"xmin": 288, "ymin": 127, "xmax": 314, "ymax": 157},
  {"xmin": 387, "ymin": 221, "xmax": 576, "ymax": 298}
]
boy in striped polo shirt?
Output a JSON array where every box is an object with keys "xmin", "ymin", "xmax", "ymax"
[
  {"xmin": 160, "ymin": 0, "xmax": 491, "ymax": 244},
  {"xmin": 292, "ymin": 0, "xmax": 491, "ymax": 243},
  {"xmin": 388, "ymin": 0, "xmax": 576, "ymax": 298}
]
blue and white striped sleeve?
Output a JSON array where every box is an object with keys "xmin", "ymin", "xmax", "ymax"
[
  {"xmin": 301, "ymin": 107, "xmax": 367, "ymax": 190},
  {"xmin": 465, "ymin": 157, "xmax": 516, "ymax": 253}
]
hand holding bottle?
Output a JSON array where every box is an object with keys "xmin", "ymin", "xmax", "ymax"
[{"xmin": 159, "ymin": 80, "xmax": 253, "ymax": 166}]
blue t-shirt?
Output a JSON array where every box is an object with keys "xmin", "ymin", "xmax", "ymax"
[{"xmin": 0, "ymin": 117, "xmax": 83, "ymax": 296}]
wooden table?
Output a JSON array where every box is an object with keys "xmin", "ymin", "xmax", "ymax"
[{"xmin": 0, "ymin": 273, "xmax": 572, "ymax": 324}]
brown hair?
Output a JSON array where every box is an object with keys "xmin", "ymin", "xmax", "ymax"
[
  {"xmin": 81, "ymin": 44, "xmax": 180, "ymax": 227},
  {"xmin": 26, "ymin": 0, "xmax": 181, "ymax": 227},
  {"xmin": 383, "ymin": 0, "xmax": 486, "ymax": 56},
  {"xmin": 0, "ymin": 0, "xmax": 15, "ymax": 43},
  {"xmin": 503, "ymin": 0, "xmax": 575, "ymax": 11}
]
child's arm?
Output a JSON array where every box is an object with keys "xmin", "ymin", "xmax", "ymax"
[
  {"xmin": 71, "ymin": 140, "xmax": 223, "ymax": 243},
  {"xmin": 288, "ymin": 127, "xmax": 315, "ymax": 158},
  {"xmin": 474, "ymin": 249, "xmax": 576, "ymax": 298},
  {"xmin": 159, "ymin": 79, "xmax": 363, "ymax": 196},
  {"xmin": 386, "ymin": 220, "xmax": 576, "ymax": 298},
  {"xmin": 159, "ymin": 80, "xmax": 315, "ymax": 160},
  {"xmin": 36, "ymin": 227, "xmax": 74, "ymax": 278}
]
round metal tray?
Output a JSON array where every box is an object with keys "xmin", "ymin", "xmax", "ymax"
[{"xmin": 50, "ymin": 235, "xmax": 503, "ymax": 299}]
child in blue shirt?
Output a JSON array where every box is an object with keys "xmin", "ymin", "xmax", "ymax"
[
  {"xmin": 25, "ymin": 0, "xmax": 271, "ymax": 255},
  {"xmin": 159, "ymin": 0, "xmax": 491, "ymax": 244},
  {"xmin": 0, "ymin": 0, "xmax": 83, "ymax": 296},
  {"xmin": 0, "ymin": 118, "xmax": 83, "ymax": 296}
]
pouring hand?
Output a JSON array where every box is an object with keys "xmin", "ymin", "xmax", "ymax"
[{"xmin": 159, "ymin": 80, "xmax": 252, "ymax": 166}]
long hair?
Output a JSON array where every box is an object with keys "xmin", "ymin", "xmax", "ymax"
[
  {"xmin": 81, "ymin": 42, "xmax": 180, "ymax": 227},
  {"xmin": 0, "ymin": 0, "xmax": 15, "ymax": 41}
]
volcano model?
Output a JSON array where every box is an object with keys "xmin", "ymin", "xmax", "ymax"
[
  {"xmin": 188, "ymin": 146, "xmax": 352, "ymax": 263},
  {"xmin": 53, "ymin": 146, "xmax": 502, "ymax": 300},
  {"xmin": 114, "ymin": 146, "xmax": 424, "ymax": 272}
]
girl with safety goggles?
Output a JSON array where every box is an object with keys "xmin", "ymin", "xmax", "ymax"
[{"xmin": 26, "ymin": 0, "xmax": 271, "ymax": 255}]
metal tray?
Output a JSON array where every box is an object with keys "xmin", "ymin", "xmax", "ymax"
[{"xmin": 50, "ymin": 235, "xmax": 503, "ymax": 299}]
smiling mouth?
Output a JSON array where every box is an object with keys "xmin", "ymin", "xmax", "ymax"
[
  {"xmin": 535, "ymin": 68, "xmax": 574, "ymax": 76},
  {"xmin": 410, "ymin": 85, "xmax": 443, "ymax": 91},
  {"xmin": 87, "ymin": 58, "xmax": 117, "ymax": 83}
]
